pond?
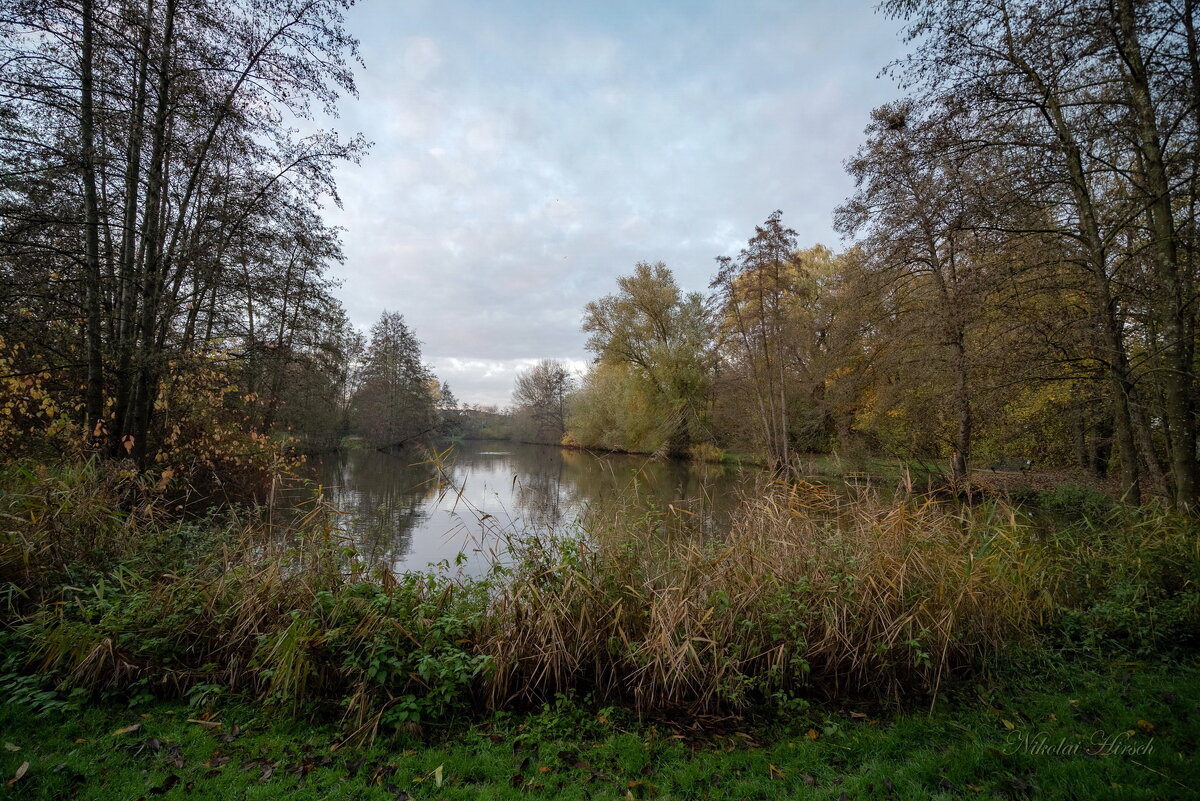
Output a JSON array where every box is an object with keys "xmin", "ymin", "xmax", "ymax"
[{"xmin": 307, "ymin": 440, "xmax": 751, "ymax": 575}]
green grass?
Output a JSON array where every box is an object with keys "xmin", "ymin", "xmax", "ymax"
[{"xmin": 2, "ymin": 658, "xmax": 1197, "ymax": 800}]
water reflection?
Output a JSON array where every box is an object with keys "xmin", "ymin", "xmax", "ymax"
[{"xmin": 310, "ymin": 441, "xmax": 748, "ymax": 574}]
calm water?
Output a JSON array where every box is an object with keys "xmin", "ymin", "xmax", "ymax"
[{"xmin": 309, "ymin": 440, "xmax": 749, "ymax": 574}]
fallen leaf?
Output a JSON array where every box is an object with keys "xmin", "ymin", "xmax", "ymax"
[
  {"xmin": 8, "ymin": 762, "xmax": 28, "ymax": 786},
  {"xmin": 433, "ymin": 764, "xmax": 443, "ymax": 788},
  {"xmin": 807, "ymin": 728, "xmax": 820, "ymax": 741},
  {"xmin": 850, "ymin": 711, "xmax": 867, "ymax": 719},
  {"xmin": 769, "ymin": 763, "xmax": 785, "ymax": 779},
  {"xmin": 3, "ymin": 744, "xmax": 18, "ymax": 752},
  {"xmin": 1002, "ymin": 719, "xmax": 1015, "ymax": 730},
  {"xmin": 1137, "ymin": 720, "xmax": 1155, "ymax": 734},
  {"xmin": 148, "ymin": 775, "xmax": 179, "ymax": 795},
  {"xmin": 112, "ymin": 724, "xmax": 141, "ymax": 736},
  {"xmin": 800, "ymin": 772, "xmax": 817, "ymax": 786}
]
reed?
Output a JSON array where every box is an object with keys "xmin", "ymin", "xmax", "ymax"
[
  {"xmin": 483, "ymin": 481, "xmax": 1048, "ymax": 714},
  {"xmin": 2, "ymin": 460, "xmax": 1196, "ymax": 732}
]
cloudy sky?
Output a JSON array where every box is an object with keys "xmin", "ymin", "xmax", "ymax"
[{"xmin": 320, "ymin": 0, "xmax": 909, "ymax": 407}]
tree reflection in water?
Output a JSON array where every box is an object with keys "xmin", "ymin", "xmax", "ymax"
[{"xmin": 310, "ymin": 441, "xmax": 748, "ymax": 575}]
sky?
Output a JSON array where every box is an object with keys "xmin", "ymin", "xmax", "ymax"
[{"xmin": 319, "ymin": 0, "xmax": 910, "ymax": 408}]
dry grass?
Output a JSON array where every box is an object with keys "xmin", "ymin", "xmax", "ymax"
[
  {"xmin": 5, "ymin": 459, "xmax": 1193, "ymax": 728},
  {"xmin": 483, "ymin": 480, "xmax": 1048, "ymax": 714}
]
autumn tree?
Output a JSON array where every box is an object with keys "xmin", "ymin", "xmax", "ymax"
[
  {"xmin": 836, "ymin": 102, "xmax": 1010, "ymax": 484},
  {"xmin": 511, "ymin": 359, "xmax": 575, "ymax": 443},
  {"xmin": 0, "ymin": 0, "xmax": 366, "ymax": 466},
  {"xmin": 710, "ymin": 213, "xmax": 813, "ymax": 469},
  {"xmin": 873, "ymin": 0, "xmax": 1199, "ymax": 506},
  {"xmin": 579, "ymin": 262, "xmax": 711, "ymax": 456}
]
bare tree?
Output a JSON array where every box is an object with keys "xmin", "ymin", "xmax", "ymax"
[{"xmin": 512, "ymin": 359, "xmax": 575, "ymax": 443}]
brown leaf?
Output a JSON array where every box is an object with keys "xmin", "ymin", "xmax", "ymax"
[
  {"xmin": 112, "ymin": 724, "xmax": 141, "ymax": 736},
  {"xmin": 807, "ymin": 728, "xmax": 820, "ymax": 741},
  {"xmin": 7, "ymin": 762, "xmax": 29, "ymax": 786},
  {"xmin": 800, "ymin": 773, "xmax": 817, "ymax": 786}
]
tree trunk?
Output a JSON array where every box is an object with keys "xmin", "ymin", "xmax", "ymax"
[
  {"xmin": 122, "ymin": 0, "xmax": 176, "ymax": 463},
  {"xmin": 1112, "ymin": 0, "xmax": 1198, "ymax": 509},
  {"xmin": 80, "ymin": 0, "xmax": 105, "ymax": 438},
  {"xmin": 111, "ymin": 0, "xmax": 155, "ymax": 455}
]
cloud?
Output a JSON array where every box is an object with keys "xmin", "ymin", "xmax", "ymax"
[
  {"xmin": 433, "ymin": 356, "xmax": 590, "ymax": 409},
  {"xmin": 321, "ymin": 0, "xmax": 908, "ymax": 407}
]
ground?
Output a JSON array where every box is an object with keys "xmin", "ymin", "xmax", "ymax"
[{"xmin": 2, "ymin": 658, "xmax": 1196, "ymax": 800}]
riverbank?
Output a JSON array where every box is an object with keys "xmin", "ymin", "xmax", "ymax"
[
  {"xmin": 1, "ymin": 458, "xmax": 1197, "ymax": 796},
  {"xmin": 2, "ymin": 657, "xmax": 1196, "ymax": 799}
]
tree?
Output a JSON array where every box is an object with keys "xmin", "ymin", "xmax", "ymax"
[
  {"xmin": 0, "ymin": 0, "xmax": 366, "ymax": 465},
  {"xmin": 837, "ymin": 102, "xmax": 1005, "ymax": 484},
  {"xmin": 511, "ymin": 359, "xmax": 575, "ymax": 443},
  {"xmin": 352, "ymin": 312, "xmax": 438, "ymax": 449},
  {"xmin": 581, "ymin": 262, "xmax": 711, "ymax": 456},
  {"xmin": 710, "ymin": 213, "xmax": 807, "ymax": 469},
  {"xmin": 873, "ymin": 0, "xmax": 1199, "ymax": 507}
]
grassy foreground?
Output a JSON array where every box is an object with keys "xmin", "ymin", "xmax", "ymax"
[{"xmin": 2, "ymin": 658, "xmax": 1197, "ymax": 800}]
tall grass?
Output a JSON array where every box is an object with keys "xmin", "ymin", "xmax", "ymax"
[
  {"xmin": 2, "ymin": 459, "xmax": 1196, "ymax": 734},
  {"xmin": 484, "ymin": 482, "xmax": 1047, "ymax": 714}
]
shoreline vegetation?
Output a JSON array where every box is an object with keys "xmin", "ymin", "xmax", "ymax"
[{"xmin": 1, "ymin": 457, "xmax": 1198, "ymax": 796}]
